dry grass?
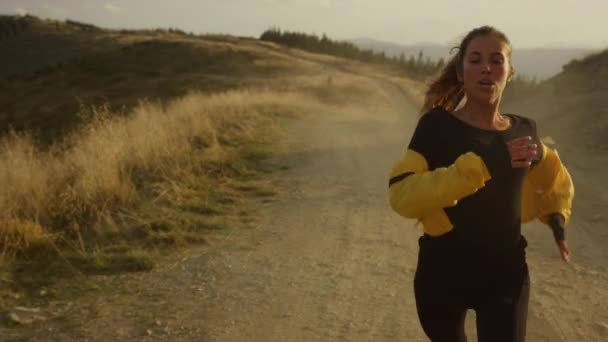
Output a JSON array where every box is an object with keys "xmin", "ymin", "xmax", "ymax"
[
  {"xmin": 0, "ymin": 88, "xmax": 326, "ymax": 259},
  {"xmin": 0, "ymin": 68, "xmax": 387, "ymax": 264},
  {"xmin": 0, "ymin": 219, "xmax": 51, "ymax": 259}
]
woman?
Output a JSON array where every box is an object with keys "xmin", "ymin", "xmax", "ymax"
[{"xmin": 388, "ymin": 26, "xmax": 574, "ymax": 342}]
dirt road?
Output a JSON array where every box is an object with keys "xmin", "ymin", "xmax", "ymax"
[{"xmin": 6, "ymin": 76, "xmax": 608, "ymax": 341}]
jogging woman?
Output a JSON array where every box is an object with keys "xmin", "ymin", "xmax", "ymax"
[{"xmin": 388, "ymin": 26, "xmax": 574, "ymax": 342}]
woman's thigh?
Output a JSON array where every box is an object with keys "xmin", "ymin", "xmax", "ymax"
[
  {"xmin": 414, "ymin": 274, "xmax": 469, "ymax": 342},
  {"xmin": 475, "ymin": 268, "xmax": 530, "ymax": 342}
]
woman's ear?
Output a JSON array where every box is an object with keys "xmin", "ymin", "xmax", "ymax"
[{"xmin": 508, "ymin": 67, "xmax": 515, "ymax": 82}]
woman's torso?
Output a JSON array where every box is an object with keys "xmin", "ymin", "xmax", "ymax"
[{"xmin": 409, "ymin": 107, "xmax": 542, "ymax": 264}]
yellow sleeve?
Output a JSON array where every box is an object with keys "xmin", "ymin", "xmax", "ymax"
[
  {"xmin": 521, "ymin": 144, "xmax": 574, "ymax": 225},
  {"xmin": 388, "ymin": 149, "xmax": 491, "ymax": 219}
]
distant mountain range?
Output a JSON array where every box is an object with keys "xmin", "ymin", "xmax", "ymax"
[{"xmin": 350, "ymin": 37, "xmax": 596, "ymax": 80}]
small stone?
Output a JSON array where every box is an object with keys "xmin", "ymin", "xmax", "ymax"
[
  {"xmin": 39, "ymin": 289, "xmax": 48, "ymax": 297},
  {"xmin": 13, "ymin": 306, "xmax": 41, "ymax": 313},
  {"xmin": 9, "ymin": 312, "xmax": 33, "ymax": 325},
  {"xmin": 8, "ymin": 307, "xmax": 43, "ymax": 325},
  {"xmin": 146, "ymin": 329, "xmax": 153, "ymax": 336}
]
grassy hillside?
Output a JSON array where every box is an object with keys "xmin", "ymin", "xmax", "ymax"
[
  {"xmin": 0, "ymin": 15, "xmax": 317, "ymax": 144},
  {"xmin": 0, "ymin": 15, "xmax": 106, "ymax": 78},
  {"xmin": 0, "ymin": 16, "xmax": 398, "ymax": 308},
  {"xmin": 503, "ymin": 48, "xmax": 608, "ymax": 151}
]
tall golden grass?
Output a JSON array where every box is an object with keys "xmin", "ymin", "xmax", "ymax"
[
  {"xmin": 0, "ymin": 88, "xmax": 326, "ymax": 258},
  {"xmin": 0, "ymin": 67, "xmax": 394, "ymax": 264}
]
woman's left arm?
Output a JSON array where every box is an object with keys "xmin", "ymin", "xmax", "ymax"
[
  {"xmin": 521, "ymin": 143, "xmax": 575, "ymax": 261},
  {"xmin": 548, "ymin": 212, "xmax": 571, "ymax": 262}
]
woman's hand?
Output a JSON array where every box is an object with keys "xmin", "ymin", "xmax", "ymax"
[
  {"xmin": 506, "ymin": 136, "xmax": 538, "ymax": 168},
  {"xmin": 547, "ymin": 214, "xmax": 569, "ymax": 262},
  {"xmin": 557, "ymin": 240, "xmax": 571, "ymax": 262}
]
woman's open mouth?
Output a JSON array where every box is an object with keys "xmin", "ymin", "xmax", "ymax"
[{"xmin": 478, "ymin": 80, "xmax": 495, "ymax": 90}]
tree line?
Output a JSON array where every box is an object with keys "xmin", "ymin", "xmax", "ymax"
[{"xmin": 260, "ymin": 27, "xmax": 444, "ymax": 80}]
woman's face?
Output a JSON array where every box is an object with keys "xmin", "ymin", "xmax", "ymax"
[{"xmin": 459, "ymin": 35, "xmax": 513, "ymax": 105}]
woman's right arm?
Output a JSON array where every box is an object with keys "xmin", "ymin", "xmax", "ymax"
[
  {"xmin": 389, "ymin": 112, "xmax": 492, "ymax": 219},
  {"xmin": 388, "ymin": 148, "xmax": 491, "ymax": 219}
]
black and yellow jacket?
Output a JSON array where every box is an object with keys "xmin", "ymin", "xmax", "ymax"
[{"xmin": 389, "ymin": 107, "xmax": 574, "ymax": 247}]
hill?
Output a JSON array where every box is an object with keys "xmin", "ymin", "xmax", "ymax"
[
  {"xmin": 504, "ymin": 48, "xmax": 608, "ymax": 149},
  {"xmin": 0, "ymin": 15, "xmax": 112, "ymax": 79},
  {"xmin": 0, "ymin": 16, "xmax": 319, "ymax": 144}
]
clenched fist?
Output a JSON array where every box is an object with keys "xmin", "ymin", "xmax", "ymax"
[{"xmin": 507, "ymin": 136, "xmax": 538, "ymax": 168}]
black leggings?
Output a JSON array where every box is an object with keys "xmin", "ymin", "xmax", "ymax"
[{"xmin": 414, "ymin": 257, "xmax": 530, "ymax": 342}]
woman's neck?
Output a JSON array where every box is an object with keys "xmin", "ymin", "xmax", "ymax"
[{"xmin": 455, "ymin": 100, "xmax": 510, "ymax": 131}]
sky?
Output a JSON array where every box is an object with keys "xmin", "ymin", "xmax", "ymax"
[{"xmin": 1, "ymin": 0, "xmax": 607, "ymax": 49}]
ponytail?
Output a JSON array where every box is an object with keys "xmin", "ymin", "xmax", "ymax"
[{"xmin": 421, "ymin": 54, "xmax": 464, "ymax": 114}]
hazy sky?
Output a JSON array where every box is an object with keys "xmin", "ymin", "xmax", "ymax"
[{"xmin": 2, "ymin": 0, "xmax": 607, "ymax": 49}]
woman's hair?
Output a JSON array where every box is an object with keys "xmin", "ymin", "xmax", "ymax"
[{"xmin": 420, "ymin": 26, "xmax": 513, "ymax": 114}]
